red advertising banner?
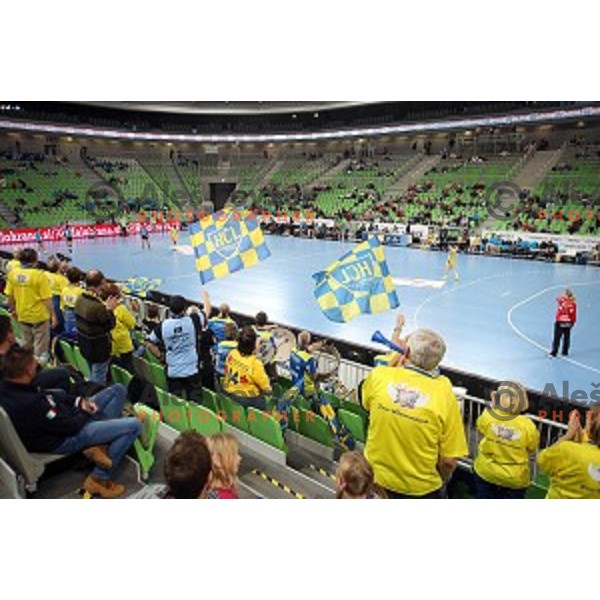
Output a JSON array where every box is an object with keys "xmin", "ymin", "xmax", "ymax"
[{"xmin": 0, "ymin": 223, "xmax": 146, "ymax": 245}]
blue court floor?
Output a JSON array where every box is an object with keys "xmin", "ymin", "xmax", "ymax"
[{"xmin": 29, "ymin": 233, "xmax": 600, "ymax": 399}]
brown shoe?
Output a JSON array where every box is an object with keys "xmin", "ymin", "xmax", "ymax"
[
  {"xmin": 83, "ymin": 476, "xmax": 125, "ymax": 499},
  {"xmin": 82, "ymin": 446, "xmax": 113, "ymax": 470}
]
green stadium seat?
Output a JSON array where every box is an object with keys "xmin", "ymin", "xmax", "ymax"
[
  {"xmin": 218, "ymin": 394, "xmax": 249, "ymax": 432},
  {"xmin": 157, "ymin": 388, "xmax": 189, "ymax": 433},
  {"xmin": 188, "ymin": 403, "xmax": 222, "ymax": 437},
  {"xmin": 132, "ymin": 404, "xmax": 160, "ymax": 480},
  {"xmin": 202, "ymin": 388, "xmax": 220, "ymax": 414},
  {"xmin": 111, "ymin": 364, "xmax": 133, "ymax": 388},
  {"xmin": 72, "ymin": 345, "xmax": 90, "ymax": 379},
  {"xmin": 299, "ymin": 408, "xmax": 334, "ymax": 448},
  {"xmin": 58, "ymin": 340, "xmax": 78, "ymax": 371},
  {"xmin": 338, "ymin": 409, "xmax": 366, "ymax": 443},
  {"xmin": 148, "ymin": 362, "xmax": 167, "ymax": 391},
  {"xmin": 341, "ymin": 400, "xmax": 368, "ymax": 428},
  {"xmin": 247, "ymin": 408, "xmax": 287, "ymax": 452}
]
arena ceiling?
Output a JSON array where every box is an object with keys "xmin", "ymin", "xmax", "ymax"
[{"xmin": 74, "ymin": 101, "xmax": 377, "ymax": 115}]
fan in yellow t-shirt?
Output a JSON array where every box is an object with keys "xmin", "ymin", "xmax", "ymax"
[
  {"xmin": 360, "ymin": 328, "xmax": 468, "ymax": 498},
  {"xmin": 223, "ymin": 327, "xmax": 272, "ymax": 412},
  {"xmin": 106, "ymin": 284, "xmax": 137, "ymax": 373},
  {"xmin": 473, "ymin": 382, "xmax": 540, "ymax": 498},
  {"xmin": 537, "ymin": 407, "xmax": 600, "ymax": 499},
  {"xmin": 60, "ymin": 267, "xmax": 84, "ymax": 338}
]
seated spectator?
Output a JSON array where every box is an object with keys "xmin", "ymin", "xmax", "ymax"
[
  {"xmin": 131, "ymin": 431, "xmax": 212, "ymax": 499},
  {"xmin": 473, "ymin": 382, "xmax": 540, "ymax": 499},
  {"xmin": 205, "ymin": 433, "xmax": 241, "ymax": 499},
  {"xmin": 215, "ymin": 321, "xmax": 238, "ymax": 381},
  {"xmin": 208, "ymin": 303, "xmax": 236, "ymax": 344},
  {"xmin": 537, "ymin": 408, "xmax": 600, "ymax": 499},
  {"xmin": 5, "ymin": 248, "xmax": 57, "ymax": 363},
  {"xmin": 223, "ymin": 326, "xmax": 272, "ymax": 410},
  {"xmin": 107, "ymin": 284, "xmax": 136, "ymax": 373},
  {"xmin": 1, "ymin": 314, "xmax": 71, "ymax": 392},
  {"xmin": 336, "ymin": 451, "xmax": 380, "ymax": 499},
  {"xmin": 359, "ymin": 329, "xmax": 468, "ymax": 498},
  {"xmin": 60, "ymin": 266, "xmax": 84, "ymax": 340},
  {"xmin": 0, "ymin": 346, "xmax": 141, "ymax": 498}
]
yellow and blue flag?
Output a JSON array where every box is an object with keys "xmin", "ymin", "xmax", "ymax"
[
  {"xmin": 121, "ymin": 277, "xmax": 162, "ymax": 298},
  {"xmin": 313, "ymin": 237, "xmax": 399, "ymax": 323},
  {"xmin": 189, "ymin": 208, "xmax": 271, "ymax": 285}
]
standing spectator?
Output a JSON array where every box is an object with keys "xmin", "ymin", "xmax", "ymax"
[
  {"xmin": 0, "ymin": 346, "xmax": 141, "ymax": 498},
  {"xmin": 107, "ymin": 284, "xmax": 136, "ymax": 373},
  {"xmin": 75, "ymin": 270, "xmax": 118, "ymax": 384},
  {"xmin": 359, "ymin": 329, "xmax": 468, "ymax": 498},
  {"xmin": 473, "ymin": 382, "xmax": 540, "ymax": 499},
  {"xmin": 537, "ymin": 409, "xmax": 600, "ymax": 499},
  {"xmin": 5, "ymin": 248, "xmax": 57, "ymax": 363},
  {"xmin": 254, "ymin": 311, "xmax": 277, "ymax": 380},
  {"xmin": 147, "ymin": 295, "xmax": 206, "ymax": 403},
  {"xmin": 223, "ymin": 326, "xmax": 272, "ymax": 410},
  {"xmin": 550, "ymin": 289, "xmax": 577, "ymax": 357},
  {"xmin": 205, "ymin": 433, "xmax": 241, "ymax": 499},
  {"xmin": 60, "ymin": 266, "xmax": 84, "ymax": 340},
  {"xmin": 208, "ymin": 303, "xmax": 236, "ymax": 344},
  {"xmin": 45, "ymin": 257, "xmax": 68, "ymax": 335},
  {"xmin": 215, "ymin": 322, "xmax": 238, "ymax": 382},
  {"xmin": 5, "ymin": 249, "xmax": 22, "ymax": 274}
]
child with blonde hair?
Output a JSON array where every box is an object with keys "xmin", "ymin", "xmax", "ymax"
[
  {"xmin": 336, "ymin": 451, "xmax": 382, "ymax": 499},
  {"xmin": 206, "ymin": 433, "xmax": 241, "ymax": 499}
]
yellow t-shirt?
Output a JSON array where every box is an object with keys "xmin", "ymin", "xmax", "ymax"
[
  {"xmin": 111, "ymin": 303, "xmax": 136, "ymax": 356},
  {"xmin": 537, "ymin": 441, "xmax": 600, "ymax": 499},
  {"xmin": 361, "ymin": 365, "xmax": 468, "ymax": 496},
  {"xmin": 474, "ymin": 411, "xmax": 540, "ymax": 489},
  {"xmin": 6, "ymin": 259, "xmax": 20, "ymax": 273},
  {"xmin": 374, "ymin": 352, "xmax": 400, "ymax": 367},
  {"xmin": 224, "ymin": 349, "xmax": 271, "ymax": 398},
  {"xmin": 60, "ymin": 283, "xmax": 83, "ymax": 310},
  {"xmin": 46, "ymin": 272, "xmax": 68, "ymax": 297},
  {"xmin": 5, "ymin": 266, "xmax": 52, "ymax": 324}
]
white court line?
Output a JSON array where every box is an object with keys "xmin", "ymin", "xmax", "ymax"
[
  {"xmin": 507, "ymin": 281, "xmax": 600, "ymax": 376},
  {"xmin": 412, "ymin": 271, "xmax": 541, "ymax": 331}
]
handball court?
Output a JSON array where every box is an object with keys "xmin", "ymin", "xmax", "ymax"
[{"xmin": 27, "ymin": 233, "xmax": 600, "ymax": 400}]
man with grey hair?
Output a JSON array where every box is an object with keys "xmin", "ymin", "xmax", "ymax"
[{"xmin": 359, "ymin": 319, "xmax": 467, "ymax": 498}]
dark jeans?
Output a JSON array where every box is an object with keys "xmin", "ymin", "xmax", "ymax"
[
  {"xmin": 384, "ymin": 487, "xmax": 445, "ymax": 499},
  {"xmin": 34, "ymin": 366, "xmax": 71, "ymax": 393},
  {"xmin": 114, "ymin": 352, "xmax": 134, "ymax": 374},
  {"xmin": 551, "ymin": 322, "xmax": 573, "ymax": 356},
  {"xmin": 53, "ymin": 384, "xmax": 141, "ymax": 481},
  {"xmin": 167, "ymin": 372, "xmax": 203, "ymax": 404},
  {"xmin": 474, "ymin": 473, "xmax": 527, "ymax": 499}
]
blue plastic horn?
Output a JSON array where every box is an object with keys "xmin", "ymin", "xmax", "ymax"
[{"xmin": 371, "ymin": 331, "xmax": 405, "ymax": 355}]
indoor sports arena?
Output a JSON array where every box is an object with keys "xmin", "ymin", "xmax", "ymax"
[{"xmin": 1, "ymin": 101, "xmax": 599, "ymax": 500}]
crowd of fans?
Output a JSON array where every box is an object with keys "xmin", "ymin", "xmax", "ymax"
[{"xmin": 1, "ymin": 245, "xmax": 599, "ymax": 500}]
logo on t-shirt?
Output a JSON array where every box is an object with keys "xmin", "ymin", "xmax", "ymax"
[
  {"xmin": 491, "ymin": 424, "xmax": 522, "ymax": 442},
  {"xmin": 387, "ymin": 383, "xmax": 430, "ymax": 409},
  {"xmin": 588, "ymin": 464, "xmax": 600, "ymax": 484}
]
